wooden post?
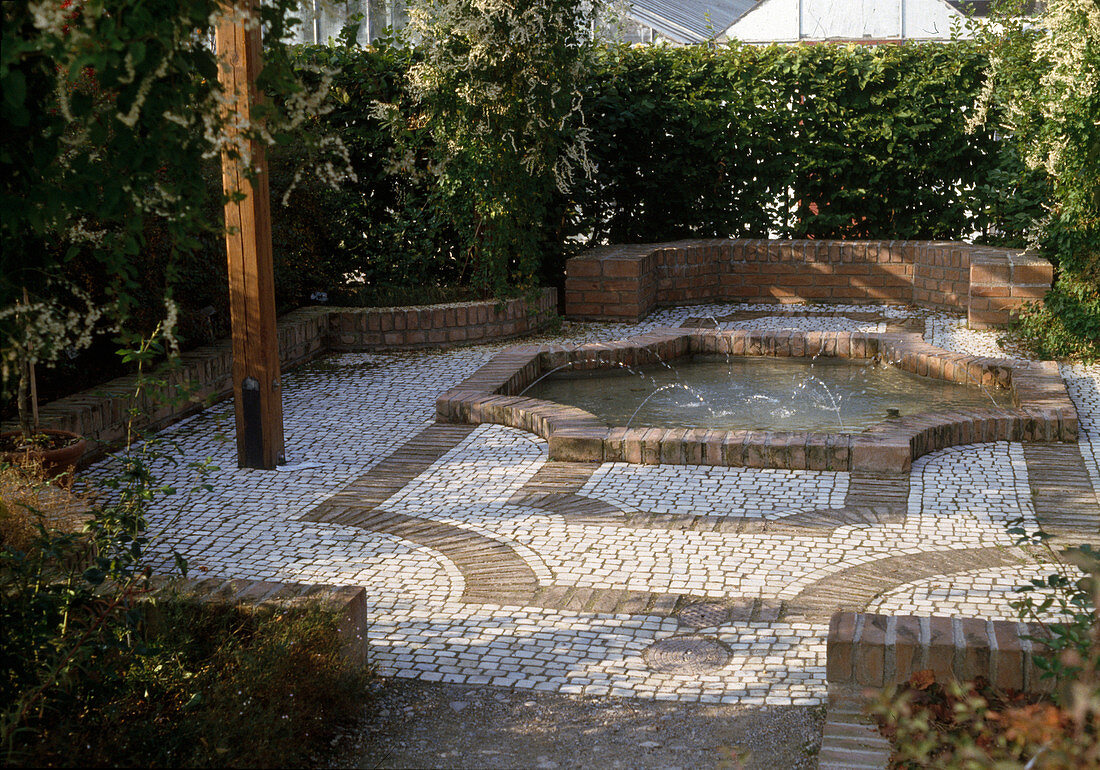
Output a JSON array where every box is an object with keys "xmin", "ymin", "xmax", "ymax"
[{"xmin": 216, "ymin": 1, "xmax": 285, "ymax": 469}]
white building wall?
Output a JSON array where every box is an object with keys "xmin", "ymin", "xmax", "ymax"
[
  {"xmin": 803, "ymin": 0, "xmax": 900, "ymax": 39},
  {"xmin": 904, "ymin": 0, "xmax": 969, "ymax": 39},
  {"xmin": 724, "ymin": 0, "xmax": 969, "ymax": 42},
  {"xmin": 725, "ymin": 0, "xmax": 800, "ymax": 41}
]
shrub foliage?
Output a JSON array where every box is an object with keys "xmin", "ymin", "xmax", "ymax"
[
  {"xmin": 297, "ymin": 40, "xmax": 1046, "ymax": 291},
  {"xmin": 573, "ymin": 42, "xmax": 1016, "ymax": 244},
  {"xmin": 970, "ymin": 0, "xmax": 1099, "ymax": 359}
]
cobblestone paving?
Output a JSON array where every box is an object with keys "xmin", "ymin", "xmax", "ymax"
[
  {"xmin": 578, "ymin": 463, "xmax": 848, "ymax": 518},
  {"xmin": 867, "ymin": 564, "xmax": 1063, "ymax": 621},
  {"xmin": 84, "ymin": 303, "xmax": 1100, "ymax": 706}
]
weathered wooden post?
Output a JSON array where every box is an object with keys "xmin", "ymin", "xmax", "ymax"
[{"xmin": 216, "ymin": 0, "xmax": 285, "ymax": 469}]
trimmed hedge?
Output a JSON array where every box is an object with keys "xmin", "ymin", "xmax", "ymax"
[
  {"xmin": 11, "ymin": 39, "xmax": 1061, "ymax": 416},
  {"xmin": 293, "ymin": 40, "xmax": 1042, "ymax": 288},
  {"xmin": 574, "ymin": 41, "xmax": 1034, "ymax": 243}
]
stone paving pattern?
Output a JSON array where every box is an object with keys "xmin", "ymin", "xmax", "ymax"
[{"xmin": 83, "ymin": 303, "xmax": 1099, "ymax": 707}]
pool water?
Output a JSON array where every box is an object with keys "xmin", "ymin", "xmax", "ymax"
[{"xmin": 525, "ymin": 355, "xmax": 1005, "ymax": 432}]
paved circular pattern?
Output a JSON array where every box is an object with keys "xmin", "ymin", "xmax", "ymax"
[
  {"xmin": 643, "ymin": 635, "xmax": 732, "ymax": 673},
  {"xmin": 79, "ymin": 301, "xmax": 1099, "ymax": 706},
  {"xmin": 678, "ymin": 601, "xmax": 733, "ymax": 628}
]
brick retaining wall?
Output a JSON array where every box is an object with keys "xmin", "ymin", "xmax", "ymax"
[
  {"xmin": 821, "ymin": 609, "xmax": 1056, "ymax": 768},
  {"xmin": 827, "ymin": 611, "xmax": 1053, "ymax": 694},
  {"xmin": 149, "ymin": 577, "xmax": 367, "ymax": 664},
  {"xmin": 565, "ymin": 240, "xmax": 1052, "ymax": 328},
  {"xmin": 2, "ymin": 289, "xmax": 557, "ymax": 464},
  {"xmin": 327, "ymin": 289, "xmax": 558, "ymax": 350},
  {"xmin": 820, "ymin": 611, "xmax": 1058, "ymax": 767}
]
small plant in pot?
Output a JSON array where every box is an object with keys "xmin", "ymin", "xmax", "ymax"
[{"xmin": 0, "ymin": 283, "xmax": 108, "ymax": 475}]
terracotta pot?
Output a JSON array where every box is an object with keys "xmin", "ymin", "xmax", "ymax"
[{"xmin": 0, "ymin": 429, "xmax": 87, "ymax": 476}]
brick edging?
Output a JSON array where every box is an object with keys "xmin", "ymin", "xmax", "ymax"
[
  {"xmin": 148, "ymin": 576, "xmax": 367, "ymax": 664},
  {"xmin": 436, "ymin": 328, "xmax": 1077, "ymax": 472},
  {"xmin": 327, "ymin": 288, "xmax": 558, "ymax": 350},
  {"xmin": 826, "ymin": 612, "xmax": 1053, "ymax": 693},
  {"xmin": 564, "ymin": 239, "xmax": 1052, "ymax": 328},
  {"xmin": 3, "ymin": 290, "xmax": 558, "ymax": 465},
  {"xmin": 819, "ymin": 610, "xmax": 1058, "ymax": 768}
]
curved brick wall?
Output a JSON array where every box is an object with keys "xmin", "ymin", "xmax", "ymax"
[
  {"xmin": 564, "ymin": 239, "xmax": 1052, "ymax": 328},
  {"xmin": 3, "ymin": 290, "xmax": 558, "ymax": 464},
  {"xmin": 436, "ymin": 328, "xmax": 1078, "ymax": 472},
  {"xmin": 327, "ymin": 288, "xmax": 557, "ymax": 350}
]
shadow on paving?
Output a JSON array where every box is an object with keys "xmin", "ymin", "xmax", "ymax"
[{"xmin": 323, "ymin": 678, "xmax": 824, "ymax": 770}]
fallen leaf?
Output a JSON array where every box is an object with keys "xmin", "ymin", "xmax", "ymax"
[{"xmin": 911, "ymin": 669, "xmax": 936, "ymax": 691}]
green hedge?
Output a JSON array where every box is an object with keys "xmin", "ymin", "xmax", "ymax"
[
  {"xmin": 292, "ymin": 43, "xmax": 472, "ymax": 300},
  {"xmin": 571, "ymin": 41, "xmax": 1027, "ymax": 243},
  {"xmin": 13, "ymin": 40, "xmax": 1058, "ymax": 412},
  {"xmin": 294, "ymin": 40, "xmax": 1041, "ymax": 289}
]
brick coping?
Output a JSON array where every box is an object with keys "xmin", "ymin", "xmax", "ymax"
[
  {"xmin": 827, "ymin": 611, "xmax": 1053, "ymax": 694},
  {"xmin": 147, "ymin": 576, "xmax": 367, "ymax": 665},
  {"xmin": 435, "ymin": 328, "xmax": 1077, "ymax": 472},
  {"xmin": 564, "ymin": 238, "xmax": 1053, "ymax": 329},
  {"xmin": 327, "ymin": 287, "xmax": 557, "ymax": 350},
  {"xmin": 819, "ymin": 610, "xmax": 1058, "ymax": 768}
]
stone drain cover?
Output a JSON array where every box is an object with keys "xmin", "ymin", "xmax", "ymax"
[
  {"xmin": 643, "ymin": 635, "xmax": 732, "ymax": 673},
  {"xmin": 678, "ymin": 601, "xmax": 732, "ymax": 628}
]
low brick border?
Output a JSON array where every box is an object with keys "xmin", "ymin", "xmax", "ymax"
[
  {"xmin": 148, "ymin": 576, "xmax": 368, "ymax": 665},
  {"xmin": 435, "ymin": 328, "xmax": 1077, "ymax": 472},
  {"xmin": 564, "ymin": 239, "xmax": 1053, "ymax": 328},
  {"xmin": 327, "ymin": 289, "xmax": 557, "ymax": 350},
  {"xmin": 2, "ymin": 289, "xmax": 557, "ymax": 465},
  {"xmin": 819, "ymin": 611, "xmax": 1055, "ymax": 769},
  {"xmin": 827, "ymin": 612, "xmax": 1053, "ymax": 693}
]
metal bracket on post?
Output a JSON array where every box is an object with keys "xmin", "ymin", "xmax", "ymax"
[{"xmin": 241, "ymin": 376, "xmax": 263, "ymax": 468}]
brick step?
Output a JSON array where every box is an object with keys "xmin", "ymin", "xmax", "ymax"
[{"xmin": 822, "ymin": 724, "xmax": 890, "ymax": 748}]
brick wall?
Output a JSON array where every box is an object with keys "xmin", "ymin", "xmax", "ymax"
[
  {"xmin": 969, "ymin": 250, "xmax": 1055, "ymax": 328},
  {"xmin": 2, "ymin": 291, "xmax": 558, "ymax": 464},
  {"xmin": 827, "ymin": 612, "xmax": 1053, "ymax": 694},
  {"xmin": 564, "ymin": 239, "xmax": 1052, "ymax": 328},
  {"xmin": 327, "ymin": 288, "xmax": 557, "ymax": 350},
  {"xmin": 912, "ymin": 242, "xmax": 971, "ymax": 311},
  {"xmin": 14, "ymin": 308, "xmax": 330, "ymax": 459},
  {"xmin": 563, "ymin": 245, "xmax": 657, "ymax": 320},
  {"xmin": 149, "ymin": 576, "xmax": 367, "ymax": 665}
]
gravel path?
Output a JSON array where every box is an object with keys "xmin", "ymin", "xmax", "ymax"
[{"xmin": 325, "ymin": 677, "xmax": 824, "ymax": 769}]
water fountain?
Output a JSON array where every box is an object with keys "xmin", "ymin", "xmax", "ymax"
[
  {"xmin": 523, "ymin": 354, "xmax": 1002, "ymax": 433},
  {"xmin": 436, "ymin": 328, "xmax": 1077, "ymax": 473}
]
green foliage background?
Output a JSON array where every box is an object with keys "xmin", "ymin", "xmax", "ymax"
[
  {"xmin": 573, "ymin": 42, "xmax": 1017, "ymax": 243},
  {"xmin": 299, "ymin": 40, "xmax": 1045, "ymax": 287},
  {"xmin": 293, "ymin": 36, "xmax": 1093, "ymax": 358},
  {"xmin": 972, "ymin": 0, "xmax": 1099, "ymax": 360}
]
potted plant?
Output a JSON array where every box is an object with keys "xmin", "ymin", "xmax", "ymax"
[{"xmin": 0, "ymin": 285, "xmax": 106, "ymax": 475}]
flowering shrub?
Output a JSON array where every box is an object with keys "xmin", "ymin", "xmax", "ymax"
[
  {"xmin": 970, "ymin": 0, "xmax": 1100, "ymax": 360},
  {"xmin": 0, "ymin": 0, "xmax": 353, "ymax": 419},
  {"xmin": 0, "ymin": 284, "xmax": 111, "ymax": 437},
  {"xmin": 376, "ymin": 0, "xmax": 597, "ymax": 294},
  {"xmin": 301, "ymin": 40, "xmax": 1041, "ymax": 296}
]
